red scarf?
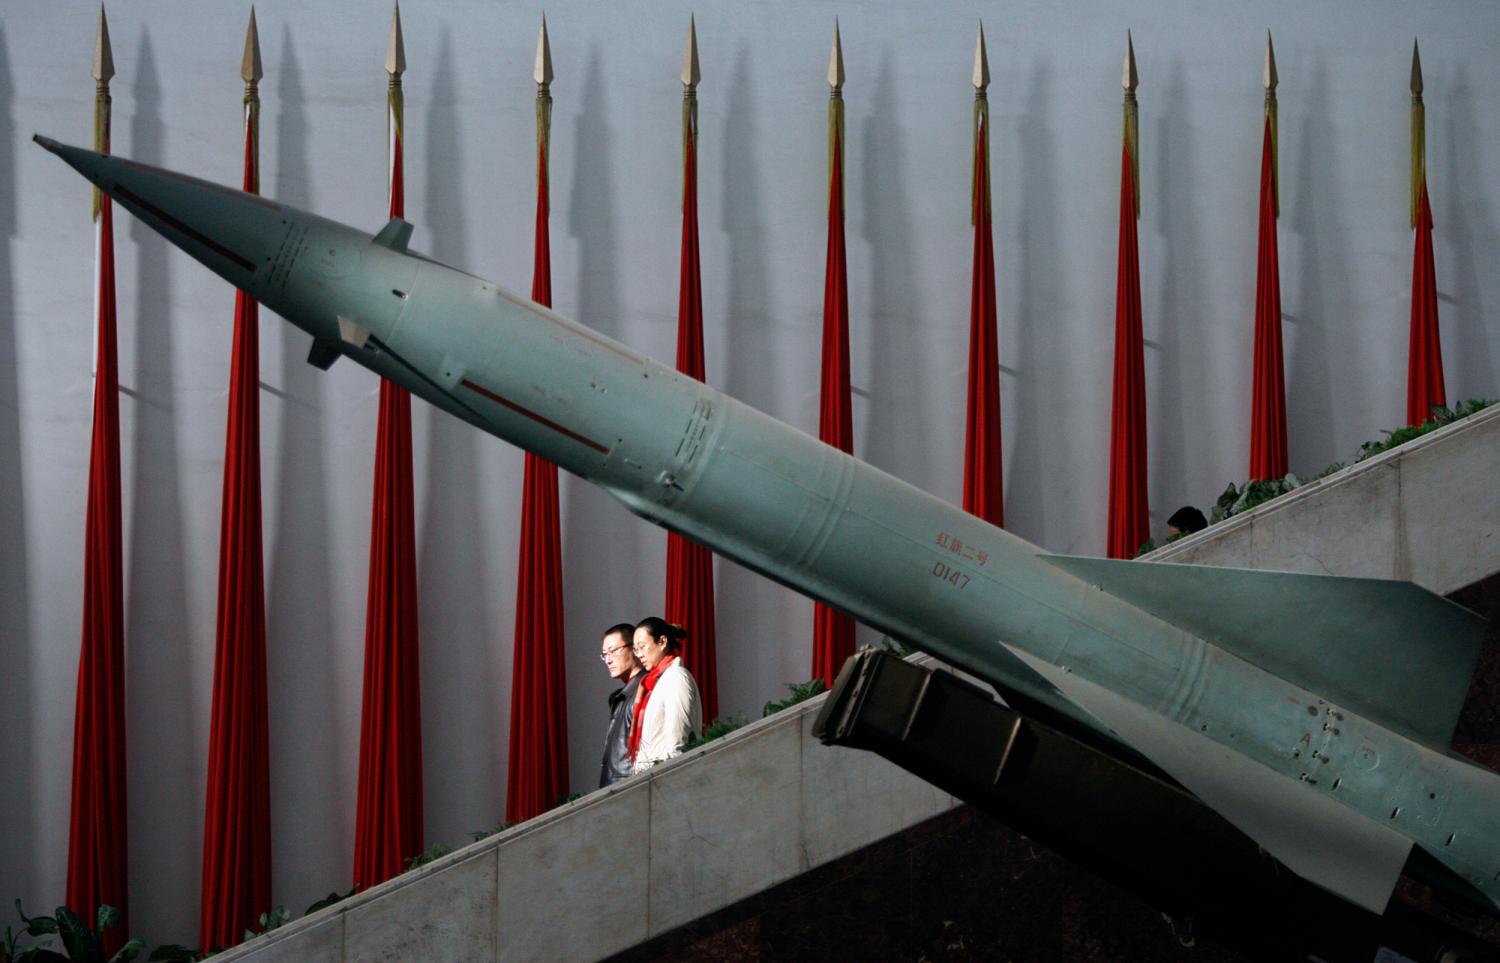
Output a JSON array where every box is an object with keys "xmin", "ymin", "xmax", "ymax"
[{"xmin": 627, "ymin": 654, "xmax": 677, "ymax": 761}]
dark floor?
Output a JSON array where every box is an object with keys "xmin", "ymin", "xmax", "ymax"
[
  {"xmin": 1410, "ymin": 574, "xmax": 1500, "ymax": 951},
  {"xmin": 614, "ymin": 806, "xmax": 1269, "ymax": 963},
  {"xmin": 1453, "ymin": 574, "xmax": 1500, "ymax": 770},
  {"xmin": 614, "ymin": 579, "xmax": 1500, "ymax": 962}
]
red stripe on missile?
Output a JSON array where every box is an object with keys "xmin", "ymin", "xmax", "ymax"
[
  {"xmin": 460, "ymin": 378, "xmax": 611, "ymax": 455},
  {"xmin": 115, "ymin": 184, "xmax": 257, "ymax": 272}
]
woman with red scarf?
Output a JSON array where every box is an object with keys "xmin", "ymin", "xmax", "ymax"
[{"xmin": 627, "ymin": 617, "xmax": 703, "ymax": 773}]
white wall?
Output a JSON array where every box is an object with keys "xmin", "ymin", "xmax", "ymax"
[{"xmin": 3, "ymin": 0, "xmax": 1498, "ymax": 947}]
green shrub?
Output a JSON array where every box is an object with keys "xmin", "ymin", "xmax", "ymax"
[
  {"xmin": 878, "ymin": 636, "xmax": 915, "ymax": 657},
  {"xmin": 1134, "ymin": 530, "xmax": 1190, "ymax": 558},
  {"xmin": 1211, "ymin": 473, "xmax": 1304, "ymax": 523},
  {"xmin": 1356, "ymin": 398, "xmax": 1495, "ymax": 462},
  {"xmin": 682, "ymin": 714, "xmax": 749, "ymax": 750},
  {"xmin": 1207, "ymin": 399, "xmax": 1495, "ymax": 525},
  {"xmin": 762, "ymin": 679, "xmax": 827, "ymax": 717},
  {"xmin": 302, "ymin": 891, "xmax": 353, "ymax": 916},
  {"xmin": 4, "ymin": 902, "xmax": 145, "ymax": 963},
  {"xmin": 404, "ymin": 843, "xmax": 453, "ymax": 870}
]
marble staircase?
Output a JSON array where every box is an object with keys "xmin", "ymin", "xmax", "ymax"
[{"xmin": 214, "ymin": 402, "xmax": 1500, "ymax": 962}]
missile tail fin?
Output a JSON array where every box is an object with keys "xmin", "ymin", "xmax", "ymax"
[
  {"xmin": 1041, "ymin": 556, "xmax": 1485, "ymax": 752},
  {"xmin": 337, "ymin": 316, "xmax": 372, "ymax": 348},
  {"xmin": 307, "ymin": 338, "xmax": 340, "ymax": 370},
  {"xmin": 1003, "ymin": 644, "xmax": 1412, "ymax": 914},
  {"xmin": 373, "ymin": 217, "xmax": 414, "ymax": 252}
]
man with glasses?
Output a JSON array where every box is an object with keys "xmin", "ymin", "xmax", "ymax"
[{"xmin": 598, "ymin": 623, "xmax": 644, "ymax": 787}]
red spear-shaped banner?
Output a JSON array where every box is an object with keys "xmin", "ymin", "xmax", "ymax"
[
  {"xmin": 664, "ymin": 16, "xmax": 720, "ymax": 723},
  {"xmin": 962, "ymin": 23, "xmax": 1003, "ymax": 529},
  {"xmin": 354, "ymin": 0, "xmax": 424, "ymax": 889},
  {"xmin": 812, "ymin": 22, "xmax": 855, "ymax": 689},
  {"xmin": 1106, "ymin": 32, "xmax": 1149, "ymax": 559},
  {"xmin": 199, "ymin": 10, "xmax": 273, "ymax": 950},
  {"xmin": 1248, "ymin": 33, "xmax": 1287, "ymax": 481},
  {"xmin": 506, "ymin": 14, "xmax": 571, "ymax": 824},
  {"xmin": 67, "ymin": 7, "xmax": 128, "ymax": 952},
  {"xmin": 1408, "ymin": 188, "xmax": 1446, "ymax": 427},
  {"xmin": 1406, "ymin": 41, "xmax": 1445, "ymax": 426}
]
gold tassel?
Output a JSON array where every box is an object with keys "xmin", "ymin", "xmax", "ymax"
[
  {"xmin": 536, "ymin": 88, "xmax": 552, "ymax": 176},
  {"xmin": 1264, "ymin": 95, "xmax": 1278, "ymax": 218},
  {"xmin": 244, "ymin": 91, "xmax": 260, "ymax": 195},
  {"xmin": 92, "ymin": 89, "xmax": 109, "ymax": 221},
  {"xmin": 828, "ymin": 95, "xmax": 844, "ymax": 206},
  {"xmin": 388, "ymin": 83, "xmax": 404, "ymax": 165},
  {"xmin": 971, "ymin": 96, "xmax": 989, "ymax": 226},
  {"xmin": 682, "ymin": 90, "xmax": 696, "ymax": 209},
  {"xmin": 1124, "ymin": 95, "xmax": 1139, "ymax": 218},
  {"xmin": 1411, "ymin": 98, "xmax": 1424, "ymax": 228}
]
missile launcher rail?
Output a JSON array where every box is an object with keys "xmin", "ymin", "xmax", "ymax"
[{"xmin": 815, "ymin": 649, "xmax": 1497, "ymax": 962}]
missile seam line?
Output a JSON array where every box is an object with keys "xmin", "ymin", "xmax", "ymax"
[
  {"xmin": 362, "ymin": 334, "xmax": 486, "ymax": 423},
  {"xmin": 833, "ymin": 496, "xmax": 1182, "ymax": 676},
  {"xmin": 460, "ymin": 378, "xmax": 611, "ymax": 455},
  {"xmin": 125, "ymin": 158, "xmax": 284, "ymax": 211},
  {"xmin": 114, "ymin": 184, "xmax": 257, "ymax": 273},
  {"xmin": 495, "ymin": 290, "xmax": 645, "ymax": 365}
]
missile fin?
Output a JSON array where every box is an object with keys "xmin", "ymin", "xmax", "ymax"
[
  {"xmin": 1041, "ymin": 556, "xmax": 1485, "ymax": 752},
  {"xmin": 307, "ymin": 338, "xmax": 341, "ymax": 370},
  {"xmin": 338, "ymin": 316, "xmax": 373, "ymax": 349},
  {"xmin": 373, "ymin": 217, "xmax": 414, "ymax": 252},
  {"xmin": 1001, "ymin": 644, "xmax": 1412, "ymax": 915}
]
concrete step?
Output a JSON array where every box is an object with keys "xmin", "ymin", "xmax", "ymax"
[
  {"xmin": 1143, "ymin": 401, "xmax": 1500, "ymax": 596},
  {"xmin": 214, "ymin": 403, "xmax": 1500, "ymax": 963},
  {"xmin": 213, "ymin": 691, "xmax": 957, "ymax": 963}
]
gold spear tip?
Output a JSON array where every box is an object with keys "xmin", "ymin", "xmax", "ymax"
[
  {"xmin": 682, "ymin": 14, "xmax": 700, "ymax": 88},
  {"xmin": 1410, "ymin": 38, "xmax": 1423, "ymax": 95},
  {"xmin": 1123, "ymin": 30, "xmax": 1138, "ymax": 92},
  {"xmin": 972, "ymin": 21, "xmax": 989, "ymax": 91},
  {"xmin": 92, "ymin": 4, "xmax": 114, "ymax": 84},
  {"xmin": 828, "ymin": 19, "xmax": 845, "ymax": 91},
  {"xmin": 1263, "ymin": 30, "xmax": 1277, "ymax": 91},
  {"xmin": 386, "ymin": 1, "xmax": 406, "ymax": 76},
  {"xmin": 534, "ymin": 14, "xmax": 553, "ymax": 87},
  {"xmin": 242, "ymin": 7, "xmax": 263, "ymax": 84}
]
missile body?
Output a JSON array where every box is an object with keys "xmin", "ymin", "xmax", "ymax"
[{"xmin": 37, "ymin": 136, "xmax": 1500, "ymax": 917}]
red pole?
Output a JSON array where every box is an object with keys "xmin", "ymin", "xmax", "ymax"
[
  {"xmin": 200, "ymin": 86, "xmax": 272, "ymax": 951},
  {"xmin": 506, "ymin": 75, "xmax": 571, "ymax": 822},
  {"xmin": 1248, "ymin": 118, "xmax": 1288, "ymax": 481},
  {"xmin": 1106, "ymin": 139, "xmax": 1149, "ymax": 558}
]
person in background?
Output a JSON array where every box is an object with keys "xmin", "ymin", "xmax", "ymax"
[
  {"xmin": 628, "ymin": 617, "xmax": 703, "ymax": 774},
  {"xmin": 598, "ymin": 623, "xmax": 644, "ymax": 788},
  {"xmin": 1167, "ymin": 505, "xmax": 1208, "ymax": 538}
]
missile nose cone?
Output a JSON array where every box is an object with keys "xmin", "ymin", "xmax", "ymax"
[
  {"xmin": 33, "ymin": 134, "xmax": 95, "ymax": 180},
  {"xmin": 35, "ymin": 133, "xmax": 117, "ymax": 200},
  {"xmin": 35, "ymin": 136, "xmax": 293, "ymax": 301}
]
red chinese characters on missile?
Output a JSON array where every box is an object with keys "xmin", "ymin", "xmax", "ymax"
[{"xmin": 932, "ymin": 531, "xmax": 988, "ymax": 590}]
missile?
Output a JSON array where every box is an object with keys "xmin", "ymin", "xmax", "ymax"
[{"xmin": 35, "ymin": 135, "xmax": 1499, "ymax": 918}]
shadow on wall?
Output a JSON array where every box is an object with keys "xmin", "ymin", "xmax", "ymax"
[
  {"xmin": 123, "ymin": 32, "xmax": 200, "ymax": 946},
  {"xmin": 1149, "ymin": 60, "xmax": 1205, "ymax": 530},
  {"xmin": 857, "ymin": 47, "xmax": 932, "ymax": 649},
  {"xmin": 0, "ymin": 18, "xmax": 36, "ymax": 920},
  {"xmin": 562, "ymin": 44, "xmax": 647, "ymax": 792},
  {"xmin": 721, "ymin": 43, "xmax": 774, "ymax": 417},
  {"xmin": 416, "ymin": 27, "xmax": 500, "ymax": 847},
  {"xmin": 264, "ymin": 26, "xmax": 347, "ymax": 916},
  {"xmin": 717, "ymin": 41, "xmax": 804, "ymax": 709},
  {"xmin": 1007, "ymin": 62, "xmax": 1059, "ymax": 546},
  {"xmin": 1443, "ymin": 67, "xmax": 1498, "ymax": 401},
  {"xmin": 1286, "ymin": 55, "xmax": 1338, "ymax": 472},
  {"xmin": 861, "ymin": 48, "xmax": 932, "ymax": 489}
]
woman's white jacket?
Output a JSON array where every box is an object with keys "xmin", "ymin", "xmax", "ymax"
[{"xmin": 631, "ymin": 660, "xmax": 703, "ymax": 773}]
